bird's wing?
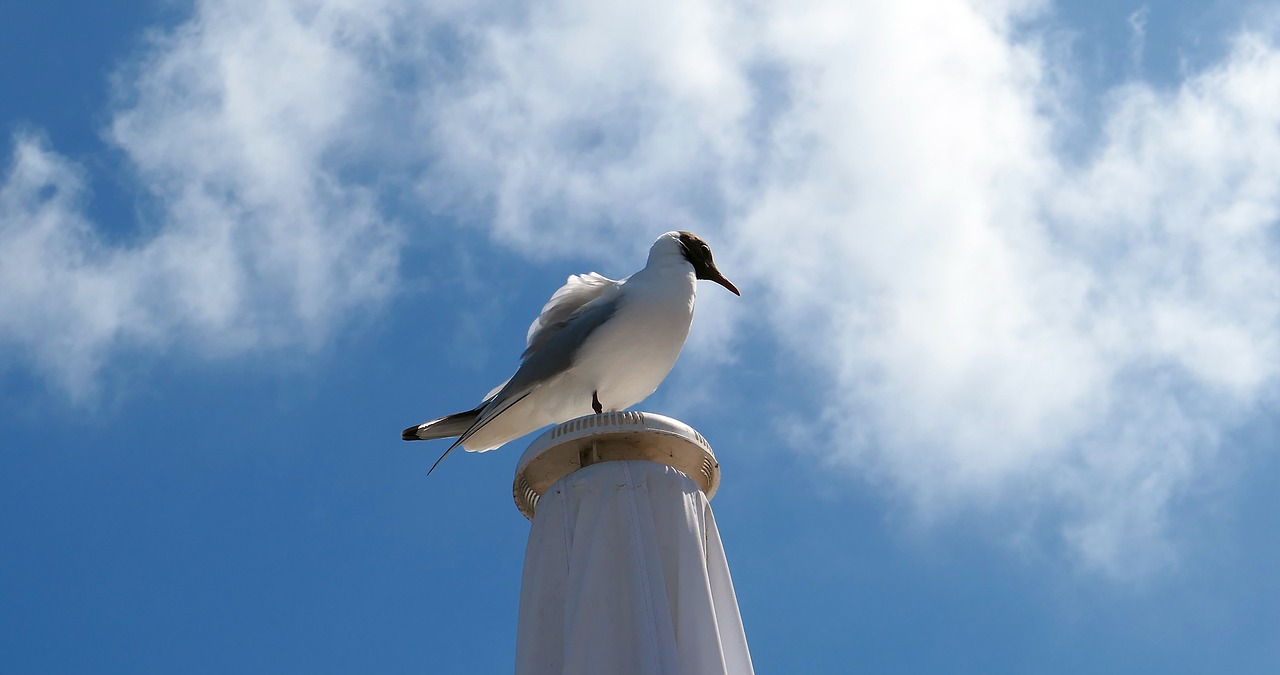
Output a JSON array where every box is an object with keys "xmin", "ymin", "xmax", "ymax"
[
  {"xmin": 482, "ymin": 376, "xmax": 512, "ymax": 402},
  {"xmin": 508, "ymin": 291, "xmax": 621, "ymax": 394},
  {"xmin": 524, "ymin": 272, "xmax": 618, "ymax": 359},
  {"xmin": 428, "ymin": 389, "xmax": 535, "ymax": 474},
  {"xmin": 428, "ymin": 294, "xmax": 623, "ymax": 474}
]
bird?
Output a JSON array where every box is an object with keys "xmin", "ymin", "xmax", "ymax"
[{"xmin": 403, "ymin": 231, "xmax": 740, "ymax": 474}]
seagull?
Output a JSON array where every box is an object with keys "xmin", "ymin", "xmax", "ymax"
[{"xmin": 403, "ymin": 231, "xmax": 740, "ymax": 474}]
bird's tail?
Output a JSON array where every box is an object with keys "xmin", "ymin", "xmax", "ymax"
[{"xmin": 402, "ymin": 408, "xmax": 482, "ymax": 441}]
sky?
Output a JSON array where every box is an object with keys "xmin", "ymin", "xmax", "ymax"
[{"xmin": 2, "ymin": 0, "xmax": 1279, "ymax": 672}]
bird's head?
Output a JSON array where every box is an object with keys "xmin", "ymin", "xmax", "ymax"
[{"xmin": 669, "ymin": 231, "xmax": 740, "ymax": 296}]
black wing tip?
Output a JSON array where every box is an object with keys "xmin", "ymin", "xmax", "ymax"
[
  {"xmin": 427, "ymin": 440, "xmax": 462, "ymax": 476},
  {"xmin": 402, "ymin": 425, "xmax": 421, "ymax": 441}
]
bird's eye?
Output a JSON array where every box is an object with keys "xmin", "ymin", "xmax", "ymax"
[{"xmin": 700, "ymin": 244, "xmax": 711, "ymax": 256}]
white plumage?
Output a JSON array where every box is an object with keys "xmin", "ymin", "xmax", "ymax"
[{"xmin": 403, "ymin": 231, "xmax": 739, "ymax": 473}]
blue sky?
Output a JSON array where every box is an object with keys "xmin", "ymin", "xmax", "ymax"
[{"xmin": 3, "ymin": 0, "xmax": 1280, "ymax": 672}]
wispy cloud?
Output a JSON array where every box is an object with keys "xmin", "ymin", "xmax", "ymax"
[
  {"xmin": 1129, "ymin": 5, "xmax": 1151, "ymax": 73},
  {"xmin": 1, "ymin": 0, "xmax": 405, "ymax": 396},
  {"xmin": 4, "ymin": 0, "xmax": 1279, "ymax": 578}
]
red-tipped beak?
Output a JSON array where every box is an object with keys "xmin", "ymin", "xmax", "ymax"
[{"xmin": 709, "ymin": 270, "xmax": 740, "ymax": 296}]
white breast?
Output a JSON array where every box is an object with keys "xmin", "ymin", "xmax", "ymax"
[{"xmin": 585, "ymin": 270, "xmax": 697, "ymax": 410}]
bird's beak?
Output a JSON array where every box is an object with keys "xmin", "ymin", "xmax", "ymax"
[{"xmin": 708, "ymin": 268, "xmax": 740, "ymax": 296}]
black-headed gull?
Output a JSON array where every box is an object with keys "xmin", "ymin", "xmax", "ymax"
[{"xmin": 403, "ymin": 231, "xmax": 740, "ymax": 474}]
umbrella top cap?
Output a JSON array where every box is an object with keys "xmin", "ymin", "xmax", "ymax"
[{"xmin": 513, "ymin": 412, "xmax": 721, "ymax": 520}]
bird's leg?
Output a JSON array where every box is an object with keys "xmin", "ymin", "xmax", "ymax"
[{"xmin": 592, "ymin": 391, "xmax": 603, "ymax": 415}]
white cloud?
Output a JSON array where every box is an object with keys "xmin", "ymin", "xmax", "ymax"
[
  {"xmin": 0, "ymin": 135, "xmax": 145, "ymax": 395},
  {"xmin": 5, "ymin": 0, "xmax": 1279, "ymax": 577},
  {"xmin": 416, "ymin": 0, "xmax": 760, "ymax": 260},
  {"xmin": 1, "ymin": 0, "xmax": 405, "ymax": 396},
  {"xmin": 1129, "ymin": 5, "xmax": 1151, "ymax": 72}
]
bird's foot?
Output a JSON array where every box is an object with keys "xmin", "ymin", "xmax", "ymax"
[{"xmin": 592, "ymin": 391, "xmax": 603, "ymax": 415}]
